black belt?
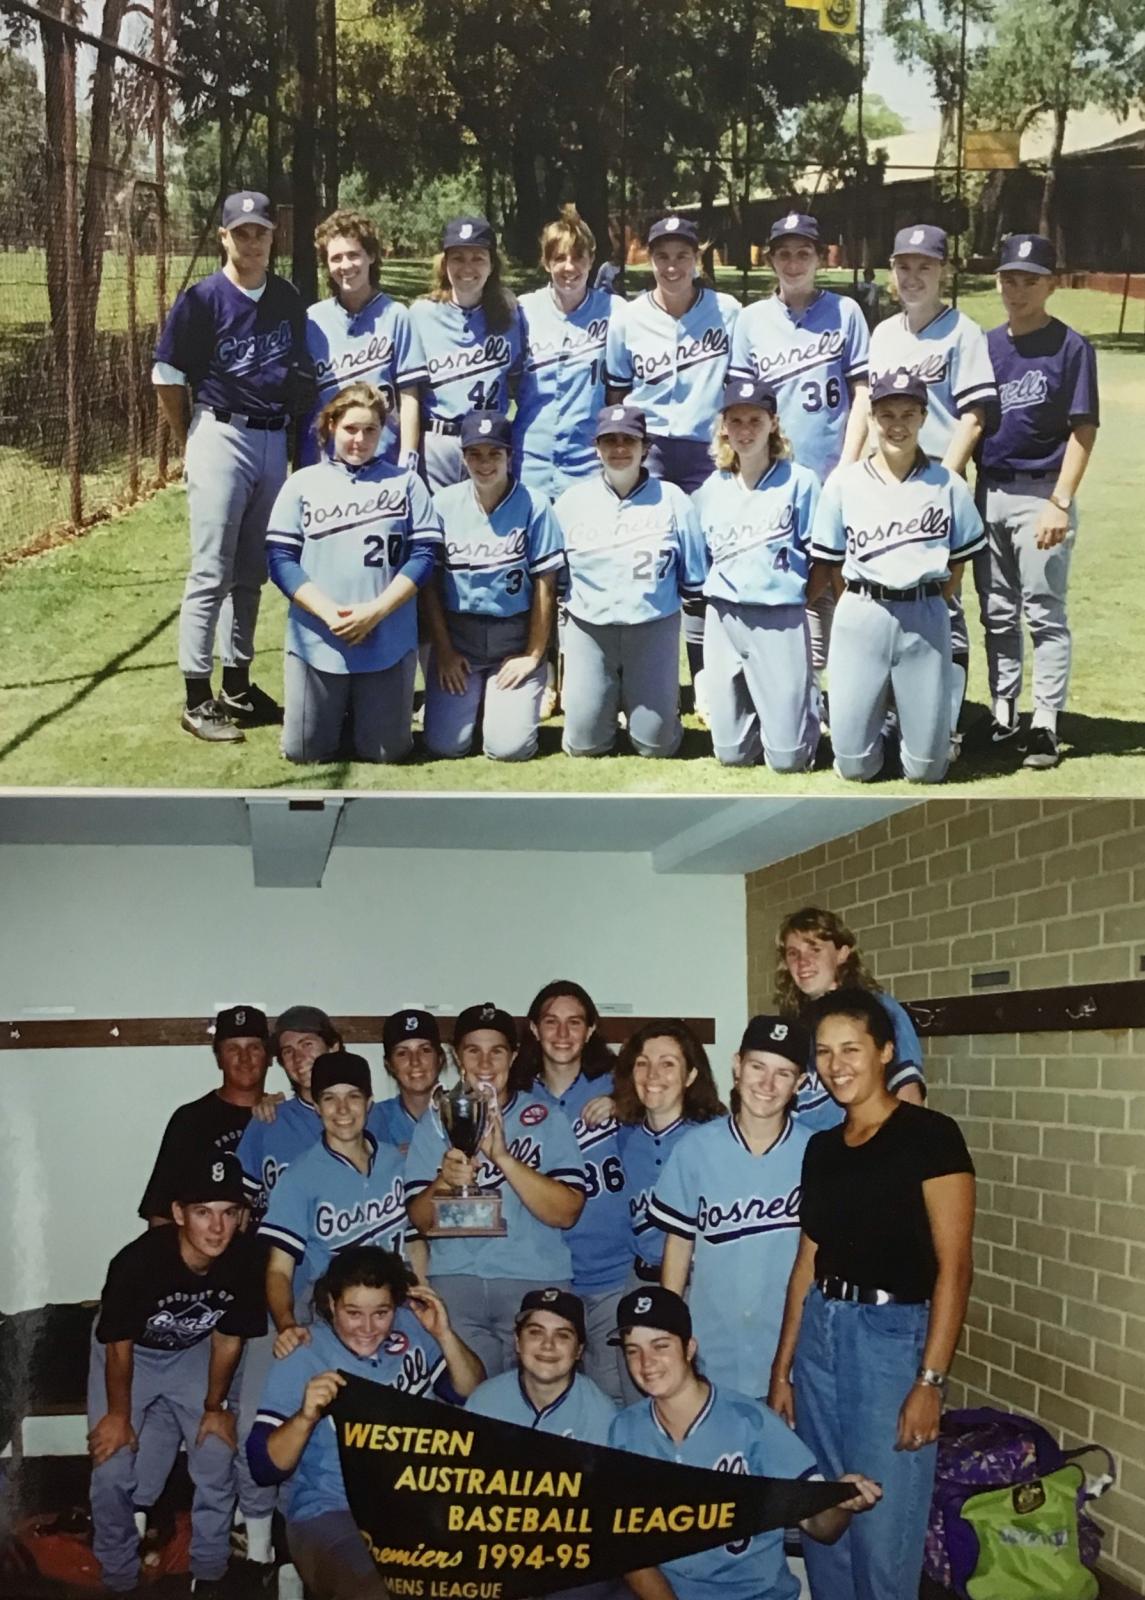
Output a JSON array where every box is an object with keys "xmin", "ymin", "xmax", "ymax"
[
  {"xmin": 210, "ymin": 408, "xmax": 287, "ymax": 431},
  {"xmin": 425, "ymin": 417, "xmax": 462, "ymax": 437},
  {"xmin": 981, "ymin": 468, "xmax": 1051, "ymax": 484},
  {"xmin": 633, "ymin": 1258, "xmax": 660, "ymax": 1284},
  {"xmin": 845, "ymin": 579, "xmax": 944, "ymax": 602},
  {"xmin": 817, "ymin": 1277, "xmax": 924, "ymax": 1306}
]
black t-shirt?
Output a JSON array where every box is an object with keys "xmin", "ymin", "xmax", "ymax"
[
  {"xmin": 138, "ymin": 1092, "xmax": 252, "ymax": 1221},
  {"xmin": 800, "ymin": 1102, "xmax": 974, "ymax": 1302},
  {"xmin": 96, "ymin": 1225, "xmax": 266, "ymax": 1350}
]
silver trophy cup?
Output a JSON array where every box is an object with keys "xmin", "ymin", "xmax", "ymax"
[{"xmin": 427, "ymin": 1081, "xmax": 506, "ymax": 1237}]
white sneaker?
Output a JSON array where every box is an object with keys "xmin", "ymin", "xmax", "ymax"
[{"xmin": 278, "ymin": 1564, "xmax": 305, "ymax": 1600}]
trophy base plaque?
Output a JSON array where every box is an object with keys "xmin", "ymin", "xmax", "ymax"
[{"xmin": 427, "ymin": 1190, "xmax": 507, "ymax": 1238}]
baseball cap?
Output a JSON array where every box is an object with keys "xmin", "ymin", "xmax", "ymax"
[
  {"xmin": 738, "ymin": 1014, "xmax": 810, "ymax": 1068},
  {"xmin": 221, "ymin": 191, "xmax": 274, "ymax": 231},
  {"xmin": 174, "ymin": 1151, "xmax": 245, "ymax": 1206},
  {"xmin": 594, "ymin": 403, "xmax": 647, "ymax": 441},
  {"xmin": 769, "ymin": 211, "xmax": 820, "ymax": 245},
  {"xmin": 721, "ymin": 377, "xmax": 778, "ymax": 414},
  {"xmin": 869, "ymin": 368, "xmax": 928, "ymax": 407},
  {"xmin": 442, "ymin": 215, "xmax": 496, "ymax": 252},
  {"xmin": 998, "ymin": 234, "xmax": 1056, "ymax": 275},
  {"xmin": 214, "ymin": 1005, "xmax": 269, "ymax": 1043},
  {"xmin": 516, "ymin": 1288, "xmax": 587, "ymax": 1344},
  {"xmin": 383, "ymin": 1008, "xmax": 441, "ymax": 1053},
  {"xmin": 272, "ymin": 1005, "xmax": 340, "ymax": 1057},
  {"xmin": 460, "ymin": 410, "xmax": 513, "ymax": 452},
  {"xmin": 892, "ymin": 224, "xmax": 947, "ymax": 262},
  {"xmin": 609, "ymin": 1286, "xmax": 692, "ymax": 1345},
  {"xmin": 647, "ymin": 215, "xmax": 699, "ymax": 247},
  {"xmin": 311, "ymin": 1050, "xmax": 373, "ymax": 1100},
  {"xmin": 454, "ymin": 1002, "xmax": 518, "ymax": 1051}
]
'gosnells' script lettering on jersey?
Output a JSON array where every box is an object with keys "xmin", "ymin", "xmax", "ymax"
[
  {"xmin": 707, "ymin": 505, "xmax": 798, "ymax": 563},
  {"xmin": 300, "ymin": 486, "xmax": 410, "ymax": 535},
  {"xmin": 873, "ymin": 350, "xmax": 948, "ymax": 386},
  {"xmin": 217, "ymin": 318, "xmax": 294, "ymax": 376},
  {"xmin": 563, "ymin": 511, "xmax": 679, "ymax": 555},
  {"xmin": 445, "ymin": 527, "xmax": 529, "ymax": 571},
  {"xmin": 316, "ymin": 332, "xmax": 398, "ymax": 390},
  {"xmin": 144, "ymin": 1292, "xmax": 234, "ymax": 1349},
  {"xmin": 695, "ymin": 1185, "xmax": 802, "ymax": 1242},
  {"xmin": 846, "ymin": 504, "xmax": 952, "ymax": 559},
  {"xmin": 525, "ymin": 318, "xmax": 609, "ymax": 369},
  {"xmin": 749, "ymin": 329, "xmax": 846, "ymax": 386},
  {"xmin": 428, "ymin": 336, "xmax": 512, "ymax": 386},
  {"xmin": 998, "ymin": 369, "xmax": 1050, "ymax": 411},
  {"xmin": 316, "ymin": 1180, "xmax": 404, "ymax": 1243},
  {"xmin": 476, "ymin": 1135, "xmax": 543, "ymax": 1192},
  {"xmin": 633, "ymin": 327, "xmax": 730, "ymax": 384}
]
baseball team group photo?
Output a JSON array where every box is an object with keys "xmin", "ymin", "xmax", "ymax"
[{"xmin": 0, "ymin": 0, "xmax": 1142, "ymax": 792}]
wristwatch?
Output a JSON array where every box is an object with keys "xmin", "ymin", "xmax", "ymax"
[
  {"xmin": 1049, "ymin": 492, "xmax": 1072, "ymax": 512},
  {"xmin": 916, "ymin": 1366, "xmax": 948, "ymax": 1393}
]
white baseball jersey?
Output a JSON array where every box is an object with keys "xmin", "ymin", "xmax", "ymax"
[
  {"xmin": 868, "ymin": 306, "xmax": 998, "ymax": 460},
  {"xmin": 692, "ymin": 459, "xmax": 821, "ymax": 607},
  {"xmin": 810, "ymin": 456, "xmax": 986, "ymax": 587},
  {"xmin": 301, "ymin": 291, "xmax": 428, "ymax": 465},
  {"xmin": 605, "ymin": 288, "xmax": 739, "ymax": 440}
]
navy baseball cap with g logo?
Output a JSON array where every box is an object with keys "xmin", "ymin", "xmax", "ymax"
[
  {"xmin": 595, "ymin": 403, "xmax": 647, "ymax": 441},
  {"xmin": 647, "ymin": 214, "xmax": 700, "ymax": 247},
  {"xmin": 215, "ymin": 1005, "xmax": 269, "ymax": 1042},
  {"xmin": 769, "ymin": 210, "xmax": 820, "ymax": 245},
  {"xmin": 516, "ymin": 1287, "xmax": 587, "ymax": 1344},
  {"xmin": 721, "ymin": 377, "xmax": 778, "ymax": 414},
  {"xmin": 460, "ymin": 410, "xmax": 513, "ymax": 451},
  {"xmin": 870, "ymin": 368, "xmax": 929, "ymax": 407},
  {"xmin": 221, "ymin": 191, "xmax": 274, "ymax": 230},
  {"xmin": 609, "ymin": 1285, "xmax": 693, "ymax": 1344},
  {"xmin": 892, "ymin": 224, "xmax": 947, "ymax": 262},
  {"xmin": 454, "ymin": 1002, "xmax": 518, "ymax": 1050},
  {"xmin": 442, "ymin": 215, "xmax": 496, "ymax": 252},
  {"xmin": 175, "ymin": 1150, "xmax": 245, "ymax": 1206},
  {"xmin": 998, "ymin": 234, "xmax": 1056, "ymax": 275},
  {"xmin": 738, "ymin": 1014, "xmax": 810, "ymax": 1067},
  {"xmin": 383, "ymin": 1008, "xmax": 441, "ymax": 1053}
]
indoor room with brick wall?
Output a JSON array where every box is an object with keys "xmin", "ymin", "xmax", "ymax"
[{"xmin": 745, "ymin": 798, "xmax": 1145, "ymax": 1598}]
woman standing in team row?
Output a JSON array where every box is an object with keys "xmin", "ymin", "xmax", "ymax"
[
  {"xmin": 265, "ymin": 383, "xmax": 442, "ymax": 764},
  {"xmin": 692, "ymin": 377, "xmax": 823, "ymax": 772},
  {"xmin": 775, "ymin": 905, "xmax": 926, "ymax": 1131},
  {"xmin": 729, "ymin": 212, "xmax": 871, "ymax": 692},
  {"xmin": 769, "ymin": 988, "xmax": 975, "ymax": 1600},
  {"xmin": 410, "ymin": 216, "xmax": 523, "ymax": 489},
  {"xmin": 554, "ymin": 405, "xmax": 707, "ymax": 759},
  {"xmin": 605, "ymin": 215, "xmax": 739, "ymax": 699},
  {"xmin": 301, "ymin": 210, "xmax": 427, "ymax": 468},
  {"xmin": 421, "ymin": 411, "xmax": 563, "ymax": 761},
  {"xmin": 515, "ymin": 207, "xmax": 614, "ymax": 499}
]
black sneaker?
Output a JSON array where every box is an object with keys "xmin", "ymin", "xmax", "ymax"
[
  {"xmin": 1022, "ymin": 725, "xmax": 1061, "ymax": 769},
  {"xmin": 181, "ymin": 698, "xmax": 245, "ymax": 743},
  {"xmin": 990, "ymin": 701, "xmax": 1020, "ymax": 743},
  {"xmin": 218, "ymin": 683, "xmax": 283, "ymax": 726}
]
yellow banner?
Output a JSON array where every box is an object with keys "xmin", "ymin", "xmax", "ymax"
[
  {"xmin": 963, "ymin": 130, "xmax": 1021, "ymax": 169},
  {"xmin": 819, "ymin": 0, "xmax": 858, "ymax": 29},
  {"xmin": 785, "ymin": 0, "xmax": 820, "ymax": 10}
]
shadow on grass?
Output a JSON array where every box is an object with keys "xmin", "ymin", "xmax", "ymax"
[
  {"xmin": 1, "ymin": 658, "xmax": 178, "ymax": 692},
  {"xmin": 1086, "ymin": 332, "xmax": 1145, "ymax": 352},
  {"xmin": 0, "ymin": 606, "xmax": 180, "ymax": 763},
  {"xmin": 947, "ymin": 703, "xmax": 1145, "ymax": 784}
]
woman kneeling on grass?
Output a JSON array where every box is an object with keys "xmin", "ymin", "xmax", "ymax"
[{"xmin": 265, "ymin": 382, "xmax": 443, "ymax": 764}]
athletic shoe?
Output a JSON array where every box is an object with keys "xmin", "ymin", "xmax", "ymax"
[
  {"xmin": 1022, "ymin": 726, "xmax": 1061, "ymax": 769},
  {"xmin": 181, "ymin": 699, "xmax": 245, "ymax": 743},
  {"xmin": 991, "ymin": 718, "xmax": 1021, "ymax": 744},
  {"xmin": 218, "ymin": 683, "xmax": 283, "ymax": 726}
]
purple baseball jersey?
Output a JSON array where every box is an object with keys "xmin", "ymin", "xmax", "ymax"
[
  {"xmin": 154, "ymin": 269, "xmax": 310, "ymax": 415},
  {"xmin": 980, "ymin": 318, "xmax": 1099, "ymax": 476}
]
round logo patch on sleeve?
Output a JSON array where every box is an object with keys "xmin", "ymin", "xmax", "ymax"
[
  {"xmin": 383, "ymin": 1331, "xmax": 410, "ymax": 1356},
  {"xmin": 519, "ymin": 1104, "xmax": 549, "ymax": 1126}
]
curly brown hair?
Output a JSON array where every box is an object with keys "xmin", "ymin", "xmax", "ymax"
[
  {"xmin": 314, "ymin": 209, "xmax": 382, "ymax": 292},
  {"xmin": 315, "ymin": 381, "xmax": 390, "ymax": 450},
  {"xmin": 773, "ymin": 906, "xmax": 880, "ymax": 1019},
  {"xmin": 612, "ymin": 1020, "xmax": 725, "ymax": 1126},
  {"xmin": 427, "ymin": 243, "xmax": 516, "ymax": 335}
]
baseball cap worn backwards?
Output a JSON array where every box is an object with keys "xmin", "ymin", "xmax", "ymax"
[
  {"xmin": 175, "ymin": 1151, "xmax": 245, "ymax": 1206},
  {"xmin": 595, "ymin": 404, "xmax": 647, "ymax": 441},
  {"xmin": 870, "ymin": 369, "xmax": 928, "ymax": 407},
  {"xmin": 383, "ymin": 1009, "xmax": 441, "ymax": 1053},
  {"xmin": 516, "ymin": 1288, "xmax": 588, "ymax": 1344},
  {"xmin": 609, "ymin": 1286, "xmax": 693, "ymax": 1345},
  {"xmin": 311, "ymin": 1051, "xmax": 373, "ymax": 1100},
  {"xmin": 215, "ymin": 1005, "xmax": 269, "ymax": 1043},
  {"xmin": 738, "ymin": 1015, "xmax": 811, "ymax": 1068},
  {"xmin": 460, "ymin": 410, "xmax": 513, "ymax": 452},
  {"xmin": 272, "ymin": 1005, "xmax": 339, "ymax": 1055},
  {"xmin": 443, "ymin": 215, "xmax": 496, "ymax": 252},
  {"xmin": 222, "ymin": 191, "xmax": 274, "ymax": 230},
  {"xmin": 998, "ymin": 234, "xmax": 1056, "ymax": 275}
]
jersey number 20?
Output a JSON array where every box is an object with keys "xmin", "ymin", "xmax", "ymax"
[{"xmin": 364, "ymin": 533, "xmax": 404, "ymax": 567}]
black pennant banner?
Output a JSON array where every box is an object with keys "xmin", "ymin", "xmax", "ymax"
[{"xmin": 332, "ymin": 1377, "xmax": 851, "ymax": 1598}]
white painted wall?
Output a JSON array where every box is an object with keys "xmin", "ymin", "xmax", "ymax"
[{"xmin": 0, "ymin": 843, "xmax": 747, "ymax": 1313}]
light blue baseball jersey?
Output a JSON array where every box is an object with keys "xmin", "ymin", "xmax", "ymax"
[
  {"xmin": 372, "ymin": 1094, "xmax": 421, "ymax": 1155},
  {"xmin": 235, "ymin": 1094, "xmax": 401, "ymax": 1220},
  {"xmin": 266, "ymin": 457, "xmax": 442, "ymax": 674},
  {"xmin": 868, "ymin": 306, "xmax": 998, "ymax": 461},
  {"xmin": 258, "ymin": 1133, "xmax": 407, "ymax": 1303},
  {"xmin": 796, "ymin": 992, "xmax": 925, "ymax": 1131},
  {"xmin": 605, "ymin": 289, "xmax": 739, "ymax": 441},
  {"xmin": 729, "ymin": 291, "xmax": 869, "ymax": 482},
  {"xmin": 618, "ymin": 1118, "xmax": 697, "ymax": 1270},
  {"xmin": 648, "ymin": 1116, "xmax": 810, "ymax": 1394},
  {"xmin": 433, "ymin": 477, "xmax": 565, "ymax": 618},
  {"xmin": 693, "ymin": 460, "xmax": 821, "ymax": 607},
  {"xmin": 404, "ymin": 1094, "xmax": 588, "ymax": 1282},
  {"xmin": 515, "ymin": 285, "xmax": 613, "ymax": 494},
  {"xmin": 809, "ymin": 456, "xmax": 986, "ymax": 586},
  {"xmin": 466, "ymin": 1368, "xmax": 617, "ymax": 1442},
  {"xmin": 250, "ymin": 1310, "xmax": 445, "ymax": 1522},
  {"xmin": 409, "ymin": 298, "xmax": 522, "ymax": 422},
  {"xmin": 531, "ymin": 1073, "xmax": 630, "ymax": 1295},
  {"xmin": 608, "ymin": 1386, "xmax": 819, "ymax": 1600},
  {"xmin": 554, "ymin": 473, "xmax": 708, "ymax": 626},
  {"xmin": 301, "ymin": 291, "xmax": 429, "ymax": 466}
]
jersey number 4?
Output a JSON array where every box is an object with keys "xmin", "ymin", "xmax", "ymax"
[
  {"xmin": 364, "ymin": 533, "xmax": 404, "ymax": 567},
  {"xmin": 800, "ymin": 375, "xmax": 843, "ymax": 412}
]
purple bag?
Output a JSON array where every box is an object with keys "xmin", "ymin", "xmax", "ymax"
[{"xmin": 925, "ymin": 1407, "xmax": 1112, "ymax": 1597}]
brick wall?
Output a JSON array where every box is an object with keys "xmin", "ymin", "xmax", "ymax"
[{"xmin": 745, "ymin": 798, "xmax": 1145, "ymax": 1596}]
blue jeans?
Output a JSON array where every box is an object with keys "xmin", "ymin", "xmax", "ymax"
[{"xmin": 793, "ymin": 1288, "xmax": 937, "ymax": 1600}]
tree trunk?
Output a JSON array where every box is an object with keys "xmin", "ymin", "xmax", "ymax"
[
  {"xmin": 79, "ymin": 0, "xmax": 128, "ymax": 374},
  {"xmin": 1039, "ymin": 101, "xmax": 1068, "ymax": 245},
  {"xmin": 507, "ymin": 124, "xmax": 543, "ymax": 262},
  {"xmin": 321, "ymin": 0, "xmax": 338, "ymax": 212},
  {"xmin": 573, "ymin": 0, "xmax": 612, "ymax": 265},
  {"xmin": 39, "ymin": 0, "xmax": 69, "ymax": 344},
  {"xmin": 291, "ymin": 0, "xmax": 319, "ymax": 303},
  {"xmin": 697, "ymin": 157, "xmax": 719, "ymax": 278},
  {"xmin": 264, "ymin": 0, "xmax": 284, "ymax": 204}
]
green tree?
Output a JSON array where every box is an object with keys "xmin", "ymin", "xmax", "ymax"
[
  {"xmin": 0, "ymin": 49, "xmax": 45, "ymax": 249},
  {"xmin": 880, "ymin": 0, "xmax": 993, "ymax": 166}
]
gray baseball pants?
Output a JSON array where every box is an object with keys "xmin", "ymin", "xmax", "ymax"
[
  {"xmin": 430, "ymin": 1274, "xmax": 571, "ymax": 1378},
  {"xmin": 703, "ymin": 599, "xmax": 818, "ymax": 771},
  {"xmin": 974, "ymin": 480, "xmax": 1077, "ymax": 711},
  {"xmin": 180, "ymin": 407, "xmax": 287, "ymax": 678},
  {"xmin": 422, "ymin": 428, "xmax": 465, "ymax": 491},
  {"xmin": 562, "ymin": 611, "xmax": 683, "ymax": 758},
  {"xmin": 282, "ymin": 650, "xmax": 416, "ymax": 764},
  {"xmin": 424, "ymin": 612, "xmax": 546, "ymax": 761}
]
